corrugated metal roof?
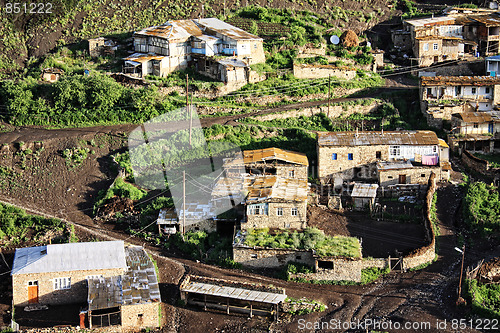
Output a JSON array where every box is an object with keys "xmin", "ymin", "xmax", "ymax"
[
  {"xmin": 180, "ymin": 276, "xmax": 286, "ymax": 305},
  {"xmin": 351, "ymin": 183, "xmax": 378, "ymax": 198},
  {"xmin": 421, "ymin": 76, "xmax": 500, "ymax": 86},
  {"xmin": 469, "ymin": 13, "xmax": 500, "ymax": 26},
  {"xmin": 453, "ymin": 111, "xmax": 499, "ymax": 123},
  {"xmin": 88, "ymin": 246, "xmax": 161, "ymax": 311},
  {"xmin": 246, "ymin": 176, "xmax": 308, "ymax": 202},
  {"xmin": 157, "ymin": 208, "xmax": 178, "ymax": 225},
  {"xmin": 197, "ymin": 18, "xmax": 263, "ymax": 40},
  {"xmin": 243, "ymin": 148, "xmax": 309, "ymax": 166},
  {"xmin": 124, "ymin": 53, "xmax": 167, "ymax": 63},
  {"xmin": 12, "ymin": 241, "xmax": 127, "ymax": 275},
  {"xmin": 135, "ymin": 20, "xmax": 203, "ymax": 41},
  {"xmin": 317, "ymin": 131, "xmax": 439, "ymax": 147},
  {"xmin": 405, "ymin": 16, "xmax": 456, "ymax": 27},
  {"xmin": 377, "ymin": 160, "xmax": 414, "ymax": 171},
  {"xmin": 486, "ymin": 55, "xmax": 500, "ymax": 61},
  {"xmin": 218, "ymin": 58, "xmax": 248, "ymax": 67},
  {"xmin": 438, "ymin": 139, "xmax": 449, "ymax": 148}
]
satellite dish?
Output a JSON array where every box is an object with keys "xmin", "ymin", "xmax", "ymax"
[
  {"xmin": 366, "ymin": 41, "xmax": 372, "ymax": 48},
  {"xmin": 330, "ymin": 35, "xmax": 340, "ymax": 45}
]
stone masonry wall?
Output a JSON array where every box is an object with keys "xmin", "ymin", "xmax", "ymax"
[
  {"xmin": 121, "ymin": 302, "xmax": 159, "ymax": 329},
  {"xmin": 402, "ymin": 173, "xmax": 436, "ymax": 270},
  {"xmin": 293, "ymin": 63, "xmax": 357, "ymax": 80},
  {"xmin": 233, "ymin": 246, "xmax": 315, "ymax": 268},
  {"xmin": 13, "ymin": 268, "xmax": 125, "ymax": 307},
  {"xmin": 317, "ymin": 144, "xmax": 391, "ymax": 181},
  {"xmin": 291, "ymin": 258, "xmax": 364, "ymax": 282},
  {"xmin": 378, "ymin": 166, "xmax": 440, "ymax": 187},
  {"xmin": 244, "ymin": 201, "xmax": 307, "ymax": 230}
]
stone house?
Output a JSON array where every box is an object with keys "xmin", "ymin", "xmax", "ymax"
[
  {"xmin": 88, "ymin": 37, "xmax": 116, "ymax": 58},
  {"xmin": 420, "ymin": 75, "xmax": 500, "ymax": 128},
  {"xmin": 125, "ymin": 18, "xmax": 265, "ymax": 80},
  {"xmin": 41, "ymin": 68, "xmax": 64, "ymax": 83},
  {"xmin": 486, "ymin": 54, "xmax": 500, "ymax": 76},
  {"xmin": 376, "ymin": 161, "xmax": 441, "ymax": 187},
  {"xmin": 223, "ymin": 147, "xmax": 309, "ymax": 180},
  {"xmin": 12, "ymin": 241, "xmax": 160, "ymax": 330},
  {"xmin": 316, "ymin": 131, "xmax": 446, "ymax": 185}
]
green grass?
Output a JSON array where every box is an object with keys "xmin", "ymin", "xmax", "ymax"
[
  {"xmin": 284, "ymin": 297, "xmax": 327, "ymax": 315},
  {"xmin": 462, "ymin": 181, "xmax": 500, "ymax": 236},
  {"xmin": 360, "ymin": 267, "xmax": 390, "ymax": 284},
  {"xmin": 244, "ymin": 227, "xmax": 361, "ymax": 258},
  {"xmin": 473, "ymin": 153, "xmax": 500, "ymax": 168},
  {"xmin": 466, "ymin": 279, "xmax": 500, "ymax": 319}
]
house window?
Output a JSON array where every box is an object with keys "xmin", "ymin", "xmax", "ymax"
[
  {"xmin": 332, "ymin": 153, "xmax": 337, "ymax": 160},
  {"xmin": 433, "ymin": 43, "xmax": 438, "ymax": 50},
  {"xmin": 53, "ymin": 277, "xmax": 71, "ymax": 290},
  {"xmin": 254, "ymin": 43, "xmax": 257, "ymax": 49},
  {"xmin": 291, "ymin": 207, "xmax": 298, "ymax": 216},
  {"xmin": 86, "ymin": 275, "xmax": 103, "ymax": 281},
  {"xmin": 296, "ymin": 255, "xmax": 302, "ymax": 260},
  {"xmin": 423, "ymin": 43, "xmax": 429, "ymax": 51},
  {"xmin": 472, "ymin": 87, "xmax": 477, "ymax": 94},
  {"xmin": 456, "ymin": 86, "xmax": 461, "ymax": 95},
  {"xmin": 376, "ymin": 151, "xmax": 381, "ymax": 159},
  {"xmin": 318, "ymin": 260, "xmax": 334, "ymax": 269},
  {"xmin": 486, "ymin": 87, "xmax": 490, "ymax": 94},
  {"xmin": 427, "ymin": 88, "xmax": 432, "ymax": 96},
  {"xmin": 421, "ymin": 174, "xmax": 426, "ymax": 177},
  {"xmin": 390, "ymin": 145, "xmax": 401, "ymax": 157},
  {"xmin": 348, "ymin": 153, "xmax": 353, "ymax": 160},
  {"xmin": 28, "ymin": 281, "xmax": 38, "ymax": 286},
  {"xmin": 248, "ymin": 203, "xmax": 268, "ymax": 215},
  {"xmin": 277, "ymin": 207, "xmax": 283, "ymax": 216},
  {"xmin": 251, "ymin": 254, "xmax": 257, "ymax": 259},
  {"xmin": 288, "ymin": 170, "xmax": 295, "ymax": 178},
  {"xmin": 388, "ymin": 176, "xmax": 393, "ymax": 179},
  {"xmin": 473, "ymin": 123, "xmax": 479, "ymax": 128}
]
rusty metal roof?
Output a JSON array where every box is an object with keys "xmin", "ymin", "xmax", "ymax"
[
  {"xmin": 421, "ymin": 76, "xmax": 500, "ymax": 86},
  {"xmin": 246, "ymin": 176, "xmax": 308, "ymax": 202},
  {"xmin": 469, "ymin": 13, "xmax": 500, "ymax": 26},
  {"xmin": 415, "ymin": 35, "xmax": 463, "ymax": 41},
  {"xmin": 157, "ymin": 208, "xmax": 178, "ymax": 225},
  {"xmin": 351, "ymin": 183, "xmax": 378, "ymax": 198},
  {"xmin": 317, "ymin": 131, "xmax": 439, "ymax": 147},
  {"xmin": 243, "ymin": 147, "xmax": 309, "ymax": 166},
  {"xmin": 124, "ymin": 53, "xmax": 167, "ymax": 63},
  {"xmin": 452, "ymin": 111, "xmax": 500, "ymax": 123},
  {"xmin": 405, "ymin": 16, "xmax": 456, "ymax": 27},
  {"xmin": 438, "ymin": 138, "xmax": 449, "ymax": 148},
  {"xmin": 197, "ymin": 18, "xmax": 262, "ymax": 41},
  {"xmin": 135, "ymin": 20, "xmax": 203, "ymax": 41}
]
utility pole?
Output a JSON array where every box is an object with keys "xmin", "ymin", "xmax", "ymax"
[
  {"xmin": 182, "ymin": 170, "xmax": 186, "ymax": 237},
  {"xmin": 327, "ymin": 74, "xmax": 331, "ymax": 118},
  {"xmin": 186, "ymin": 74, "xmax": 192, "ymax": 147},
  {"xmin": 456, "ymin": 244, "xmax": 466, "ymax": 305}
]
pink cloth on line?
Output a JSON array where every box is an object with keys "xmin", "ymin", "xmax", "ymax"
[{"xmin": 422, "ymin": 155, "xmax": 438, "ymax": 166}]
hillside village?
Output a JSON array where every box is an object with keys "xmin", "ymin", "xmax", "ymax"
[{"xmin": 0, "ymin": 1, "xmax": 500, "ymax": 332}]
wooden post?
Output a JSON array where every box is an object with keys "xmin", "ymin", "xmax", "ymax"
[
  {"xmin": 89, "ymin": 311, "xmax": 92, "ymax": 329},
  {"xmin": 250, "ymin": 303, "xmax": 253, "ymax": 318},
  {"xmin": 204, "ymin": 294, "xmax": 207, "ymax": 311},
  {"xmin": 182, "ymin": 170, "xmax": 186, "ymax": 236},
  {"xmin": 327, "ymin": 74, "xmax": 331, "ymax": 118},
  {"xmin": 227, "ymin": 299, "xmax": 230, "ymax": 314}
]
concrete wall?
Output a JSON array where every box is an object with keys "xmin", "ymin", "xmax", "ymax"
[
  {"xmin": 12, "ymin": 268, "xmax": 124, "ymax": 307},
  {"xmin": 293, "ymin": 63, "xmax": 357, "ymax": 80},
  {"xmin": 121, "ymin": 302, "xmax": 159, "ymax": 329},
  {"xmin": 244, "ymin": 201, "xmax": 307, "ymax": 230},
  {"xmin": 378, "ymin": 166, "xmax": 440, "ymax": 187},
  {"xmin": 233, "ymin": 246, "xmax": 315, "ymax": 268}
]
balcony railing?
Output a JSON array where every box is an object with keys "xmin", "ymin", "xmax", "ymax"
[
  {"xmin": 222, "ymin": 48, "xmax": 238, "ymax": 55},
  {"xmin": 191, "ymin": 48, "xmax": 206, "ymax": 55}
]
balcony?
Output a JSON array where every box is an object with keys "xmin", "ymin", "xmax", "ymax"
[
  {"xmin": 222, "ymin": 48, "xmax": 238, "ymax": 55},
  {"xmin": 191, "ymin": 48, "xmax": 206, "ymax": 55}
]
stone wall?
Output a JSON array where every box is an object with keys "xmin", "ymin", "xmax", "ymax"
[
  {"xmin": 13, "ymin": 268, "xmax": 125, "ymax": 307},
  {"xmin": 378, "ymin": 165, "xmax": 440, "ymax": 187},
  {"xmin": 253, "ymin": 101, "xmax": 380, "ymax": 122},
  {"xmin": 423, "ymin": 102, "xmax": 470, "ymax": 128},
  {"xmin": 233, "ymin": 246, "xmax": 315, "ymax": 268},
  {"xmin": 293, "ymin": 63, "xmax": 357, "ymax": 80},
  {"xmin": 121, "ymin": 302, "xmax": 159, "ymax": 329},
  {"xmin": 402, "ymin": 172, "xmax": 436, "ymax": 270},
  {"xmin": 292, "ymin": 258, "xmax": 364, "ymax": 282},
  {"xmin": 244, "ymin": 201, "xmax": 307, "ymax": 230},
  {"xmin": 461, "ymin": 150, "xmax": 500, "ymax": 180}
]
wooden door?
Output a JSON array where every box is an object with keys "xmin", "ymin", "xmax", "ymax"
[
  {"xmin": 398, "ymin": 174, "xmax": 406, "ymax": 184},
  {"xmin": 28, "ymin": 281, "xmax": 38, "ymax": 304}
]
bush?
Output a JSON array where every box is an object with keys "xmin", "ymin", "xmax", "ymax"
[
  {"xmin": 463, "ymin": 182, "xmax": 500, "ymax": 235},
  {"xmin": 466, "ymin": 279, "xmax": 500, "ymax": 318}
]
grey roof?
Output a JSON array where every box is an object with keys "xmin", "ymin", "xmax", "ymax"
[
  {"xmin": 218, "ymin": 58, "xmax": 248, "ymax": 67},
  {"xmin": 377, "ymin": 160, "xmax": 414, "ymax": 171},
  {"xmin": 351, "ymin": 183, "xmax": 379, "ymax": 198},
  {"xmin": 12, "ymin": 241, "xmax": 127, "ymax": 275},
  {"xmin": 181, "ymin": 281, "xmax": 287, "ymax": 304},
  {"xmin": 88, "ymin": 246, "xmax": 161, "ymax": 311},
  {"xmin": 197, "ymin": 18, "xmax": 263, "ymax": 40},
  {"xmin": 317, "ymin": 131, "xmax": 439, "ymax": 147}
]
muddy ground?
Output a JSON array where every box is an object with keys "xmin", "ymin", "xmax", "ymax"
[{"xmin": 0, "ymin": 124, "xmax": 496, "ymax": 332}]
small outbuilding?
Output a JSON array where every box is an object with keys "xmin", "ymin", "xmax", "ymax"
[
  {"xmin": 350, "ymin": 183, "xmax": 378, "ymax": 211},
  {"xmin": 41, "ymin": 68, "xmax": 64, "ymax": 82}
]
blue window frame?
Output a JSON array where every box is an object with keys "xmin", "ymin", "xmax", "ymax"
[
  {"xmin": 348, "ymin": 153, "xmax": 353, "ymax": 160},
  {"xmin": 332, "ymin": 153, "xmax": 337, "ymax": 160}
]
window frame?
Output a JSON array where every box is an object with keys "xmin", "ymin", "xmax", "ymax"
[
  {"xmin": 433, "ymin": 43, "xmax": 438, "ymax": 50},
  {"xmin": 277, "ymin": 207, "xmax": 283, "ymax": 216},
  {"xmin": 53, "ymin": 277, "xmax": 71, "ymax": 290},
  {"xmin": 291, "ymin": 207, "xmax": 298, "ymax": 216},
  {"xmin": 331, "ymin": 153, "xmax": 337, "ymax": 160},
  {"xmin": 347, "ymin": 153, "xmax": 353, "ymax": 160}
]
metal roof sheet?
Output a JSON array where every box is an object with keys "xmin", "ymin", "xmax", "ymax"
[
  {"xmin": 242, "ymin": 148, "xmax": 309, "ymax": 166},
  {"xmin": 12, "ymin": 241, "xmax": 127, "ymax": 275},
  {"xmin": 246, "ymin": 176, "xmax": 308, "ymax": 202},
  {"xmin": 317, "ymin": 131, "xmax": 439, "ymax": 146},
  {"xmin": 218, "ymin": 58, "xmax": 248, "ymax": 67},
  {"xmin": 181, "ymin": 281, "xmax": 286, "ymax": 304},
  {"xmin": 453, "ymin": 111, "xmax": 500, "ymax": 123},
  {"xmin": 135, "ymin": 20, "xmax": 203, "ymax": 41},
  {"xmin": 421, "ymin": 76, "xmax": 500, "ymax": 86},
  {"xmin": 405, "ymin": 16, "xmax": 456, "ymax": 27},
  {"xmin": 88, "ymin": 246, "xmax": 161, "ymax": 311},
  {"xmin": 469, "ymin": 13, "xmax": 500, "ymax": 26},
  {"xmin": 124, "ymin": 53, "xmax": 167, "ymax": 63},
  {"xmin": 197, "ymin": 18, "xmax": 263, "ymax": 40},
  {"xmin": 377, "ymin": 160, "xmax": 414, "ymax": 171},
  {"xmin": 351, "ymin": 183, "xmax": 379, "ymax": 198},
  {"xmin": 438, "ymin": 139, "xmax": 449, "ymax": 148}
]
